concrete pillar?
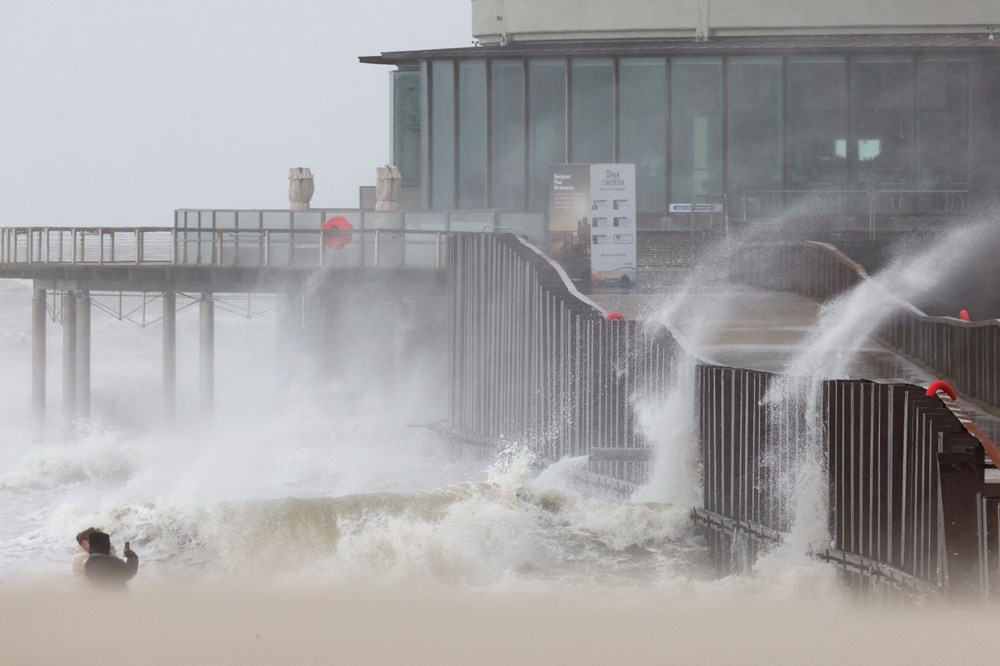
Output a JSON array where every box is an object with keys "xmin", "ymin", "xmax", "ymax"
[
  {"xmin": 163, "ymin": 290, "xmax": 176, "ymax": 417},
  {"xmin": 200, "ymin": 292, "xmax": 214, "ymax": 414},
  {"xmin": 76, "ymin": 290, "xmax": 90, "ymax": 419},
  {"xmin": 32, "ymin": 287, "xmax": 46, "ymax": 421},
  {"xmin": 62, "ymin": 290, "xmax": 77, "ymax": 422}
]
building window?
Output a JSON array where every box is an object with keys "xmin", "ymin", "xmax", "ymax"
[
  {"xmin": 458, "ymin": 61, "xmax": 487, "ymax": 208},
  {"xmin": 570, "ymin": 58, "xmax": 614, "ymax": 165},
  {"xmin": 787, "ymin": 56, "xmax": 848, "ymax": 189},
  {"xmin": 619, "ymin": 58, "xmax": 667, "ymax": 213},
  {"xmin": 490, "ymin": 60, "xmax": 526, "ymax": 209},
  {"xmin": 430, "ymin": 60, "xmax": 455, "ymax": 209},
  {"xmin": 392, "ymin": 68, "xmax": 421, "ymax": 186},
  {"xmin": 528, "ymin": 59, "xmax": 566, "ymax": 210},
  {"xmin": 917, "ymin": 58, "xmax": 969, "ymax": 189},
  {"xmin": 852, "ymin": 56, "xmax": 915, "ymax": 190},
  {"xmin": 671, "ymin": 57, "xmax": 723, "ymax": 202},
  {"xmin": 727, "ymin": 56, "xmax": 782, "ymax": 196}
]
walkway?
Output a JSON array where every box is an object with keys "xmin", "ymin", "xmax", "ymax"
[{"xmin": 592, "ymin": 282, "xmax": 1000, "ymax": 442}]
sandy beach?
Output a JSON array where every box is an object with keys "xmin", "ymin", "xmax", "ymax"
[{"xmin": 3, "ymin": 582, "xmax": 998, "ymax": 665}]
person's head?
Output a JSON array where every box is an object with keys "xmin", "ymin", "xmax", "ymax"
[
  {"xmin": 76, "ymin": 527, "xmax": 99, "ymax": 551},
  {"xmin": 87, "ymin": 531, "xmax": 112, "ymax": 556}
]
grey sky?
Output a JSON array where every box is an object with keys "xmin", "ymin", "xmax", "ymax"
[{"xmin": 0, "ymin": 0, "xmax": 470, "ymax": 227}]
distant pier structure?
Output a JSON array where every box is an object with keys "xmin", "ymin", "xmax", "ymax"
[{"xmin": 0, "ymin": 208, "xmax": 545, "ymax": 424}]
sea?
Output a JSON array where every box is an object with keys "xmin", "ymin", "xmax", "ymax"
[{"xmin": 0, "ymin": 275, "xmax": 996, "ymax": 665}]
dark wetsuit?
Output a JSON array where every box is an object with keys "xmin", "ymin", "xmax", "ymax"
[{"xmin": 84, "ymin": 552, "xmax": 138, "ymax": 588}]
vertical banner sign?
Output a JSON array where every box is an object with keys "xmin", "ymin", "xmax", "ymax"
[
  {"xmin": 589, "ymin": 163, "xmax": 636, "ymax": 291},
  {"xmin": 548, "ymin": 165, "xmax": 592, "ymax": 234}
]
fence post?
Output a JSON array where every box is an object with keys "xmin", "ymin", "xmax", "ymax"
[{"xmin": 869, "ymin": 191, "xmax": 876, "ymax": 240}]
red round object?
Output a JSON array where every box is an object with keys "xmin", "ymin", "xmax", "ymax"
[
  {"xmin": 925, "ymin": 380, "xmax": 957, "ymax": 401},
  {"xmin": 959, "ymin": 309, "xmax": 970, "ymax": 321},
  {"xmin": 322, "ymin": 215, "xmax": 353, "ymax": 250},
  {"xmin": 605, "ymin": 311, "xmax": 625, "ymax": 321}
]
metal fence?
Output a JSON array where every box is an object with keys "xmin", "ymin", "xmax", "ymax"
[
  {"xmin": 736, "ymin": 189, "xmax": 967, "ymax": 239},
  {"xmin": 448, "ymin": 233, "xmax": 679, "ymax": 484},
  {"xmin": 173, "ymin": 208, "xmax": 547, "ymax": 244},
  {"xmin": 696, "ymin": 364, "xmax": 1000, "ymax": 597},
  {"xmin": 1, "ymin": 226, "xmax": 466, "ymax": 271},
  {"xmin": 0, "ymin": 210, "xmax": 548, "ymax": 271}
]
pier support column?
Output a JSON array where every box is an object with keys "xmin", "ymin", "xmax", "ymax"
[
  {"xmin": 163, "ymin": 290, "xmax": 176, "ymax": 417},
  {"xmin": 76, "ymin": 290, "xmax": 90, "ymax": 419},
  {"xmin": 199, "ymin": 292, "xmax": 214, "ymax": 415},
  {"xmin": 32, "ymin": 287, "xmax": 46, "ymax": 422},
  {"xmin": 62, "ymin": 290, "xmax": 77, "ymax": 422}
]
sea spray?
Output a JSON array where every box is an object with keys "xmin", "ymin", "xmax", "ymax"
[
  {"xmin": 761, "ymin": 217, "xmax": 1000, "ymax": 559},
  {"xmin": 632, "ymin": 358, "xmax": 700, "ymax": 508}
]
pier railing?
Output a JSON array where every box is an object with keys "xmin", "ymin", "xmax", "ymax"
[
  {"xmin": 0, "ymin": 210, "xmax": 548, "ymax": 271},
  {"xmin": 1, "ymin": 226, "xmax": 469, "ymax": 271},
  {"xmin": 448, "ymin": 233, "xmax": 679, "ymax": 485},
  {"xmin": 696, "ymin": 364, "xmax": 1000, "ymax": 596},
  {"xmin": 736, "ymin": 189, "xmax": 967, "ymax": 239}
]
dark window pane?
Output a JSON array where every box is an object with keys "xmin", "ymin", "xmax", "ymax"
[
  {"xmin": 392, "ymin": 68, "xmax": 421, "ymax": 185},
  {"xmin": 787, "ymin": 56, "xmax": 848, "ymax": 189},
  {"xmin": 852, "ymin": 56, "xmax": 915, "ymax": 189},
  {"xmin": 917, "ymin": 59, "xmax": 969, "ymax": 189},
  {"xmin": 670, "ymin": 57, "xmax": 723, "ymax": 200},
  {"xmin": 570, "ymin": 58, "xmax": 613, "ymax": 164},
  {"xmin": 728, "ymin": 56, "xmax": 782, "ymax": 194},
  {"xmin": 619, "ymin": 58, "xmax": 667, "ymax": 213},
  {"xmin": 528, "ymin": 59, "xmax": 566, "ymax": 210},
  {"xmin": 490, "ymin": 60, "xmax": 525, "ymax": 209},
  {"xmin": 431, "ymin": 60, "xmax": 455, "ymax": 209},
  {"xmin": 458, "ymin": 61, "xmax": 487, "ymax": 208}
]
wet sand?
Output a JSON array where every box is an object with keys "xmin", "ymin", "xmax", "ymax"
[{"xmin": 3, "ymin": 583, "xmax": 998, "ymax": 665}]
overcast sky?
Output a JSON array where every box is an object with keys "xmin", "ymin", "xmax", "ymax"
[{"xmin": 0, "ymin": 0, "xmax": 470, "ymax": 227}]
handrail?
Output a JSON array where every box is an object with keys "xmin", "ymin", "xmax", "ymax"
[
  {"xmin": 738, "ymin": 188, "xmax": 968, "ymax": 239},
  {"xmin": 0, "ymin": 226, "xmax": 538, "ymax": 272}
]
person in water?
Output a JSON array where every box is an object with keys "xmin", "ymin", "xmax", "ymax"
[
  {"xmin": 72, "ymin": 526, "xmax": 98, "ymax": 580},
  {"xmin": 83, "ymin": 531, "xmax": 138, "ymax": 589},
  {"xmin": 73, "ymin": 526, "xmax": 120, "ymax": 582}
]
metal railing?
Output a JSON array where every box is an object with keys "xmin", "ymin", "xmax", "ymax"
[
  {"xmin": 0, "ymin": 227, "xmax": 472, "ymax": 271},
  {"xmin": 448, "ymin": 233, "xmax": 680, "ymax": 485},
  {"xmin": 737, "ymin": 189, "xmax": 967, "ymax": 239},
  {"xmin": 172, "ymin": 208, "xmax": 547, "ymax": 243},
  {"xmin": 696, "ymin": 364, "xmax": 999, "ymax": 597}
]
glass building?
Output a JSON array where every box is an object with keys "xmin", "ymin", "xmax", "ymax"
[{"xmin": 364, "ymin": 3, "xmax": 1000, "ymax": 232}]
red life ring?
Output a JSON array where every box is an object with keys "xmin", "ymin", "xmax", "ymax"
[
  {"xmin": 322, "ymin": 215, "xmax": 353, "ymax": 250},
  {"xmin": 925, "ymin": 380, "xmax": 957, "ymax": 401}
]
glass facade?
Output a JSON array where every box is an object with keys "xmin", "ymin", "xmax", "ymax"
[
  {"xmin": 527, "ymin": 59, "xmax": 566, "ymax": 210},
  {"xmin": 787, "ymin": 56, "xmax": 848, "ymax": 189},
  {"xmin": 458, "ymin": 61, "xmax": 487, "ymax": 208},
  {"xmin": 917, "ymin": 59, "xmax": 969, "ymax": 189},
  {"xmin": 728, "ymin": 57, "xmax": 783, "ymax": 193},
  {"xmin": 670, "ymin": 58, "xmax": 723, "ymax": 201},
  {"xmin": 618, "ymin": 58, "xmax": 667, "ymax": 212},
  {"xmin": 430, "ymin": 60, "xmax": 455, "ymax": 209},
  {"xmin": 569, "ymin": 59, "xmax": 614, "ymax": 164},
  {"xmin": 852, "ymin": 56, "xmax": 915, "ymax": 189},
  {"xmin": 490, "ymin": 60, "xmax": 526, "ymax": 209},
  {"xmin": 391, "ymin": 68, "xmax": 421, "ymax": 185},
  {"xmin": 409, "ymin": 53, "xmax": 972, "ymax": 214}
]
